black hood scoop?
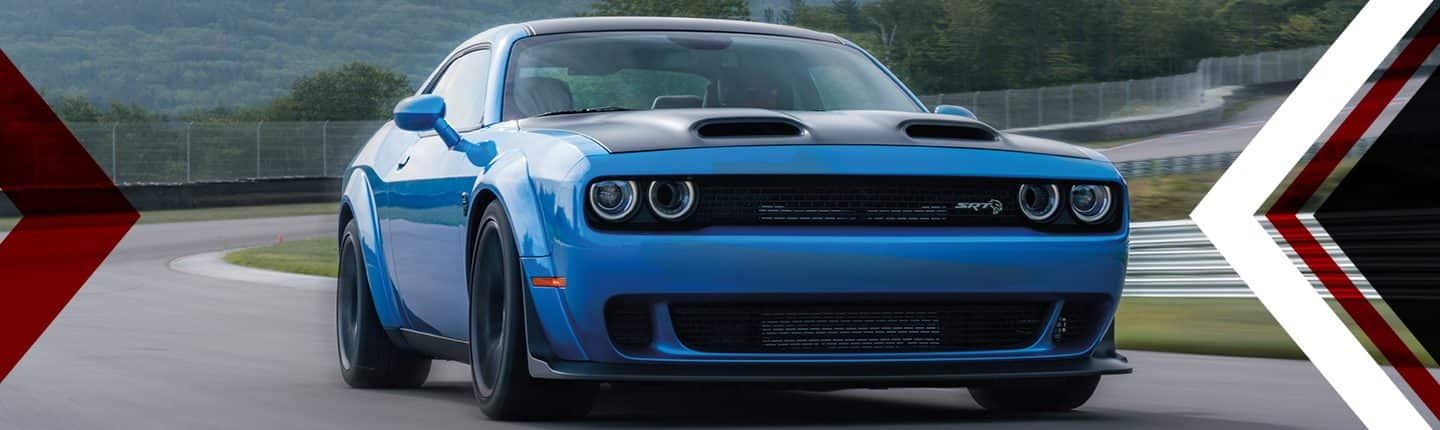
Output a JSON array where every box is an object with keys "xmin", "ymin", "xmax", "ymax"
[
  {"xmin": 696, "ymin": 119, "xmax": 803, "ymax": 138},
  {"xmin": 904, "ymin": 122, "xmax": 998, "ymax": 141},
  {"xmin": 516, "ymin": 108, "xmax": 1089, "ymax": 159}
]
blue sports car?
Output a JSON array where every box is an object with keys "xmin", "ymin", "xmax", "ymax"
[{"xmin": 336, "ymin": 17, "xmax": 1130, "ymax": 420}]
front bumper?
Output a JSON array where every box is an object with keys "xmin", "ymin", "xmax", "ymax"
[
  {"xmin": 521, "ymin": 145, "xmax": 1130, "ymax": 382},
  {"xmin": 528, "ymin": 351, "xmax": 1131, "ymax": 385},
  {"xmin": 524, "ymin": 225, "xmax": 1127, "ymax": 375}
]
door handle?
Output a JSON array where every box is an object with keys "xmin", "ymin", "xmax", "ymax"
[{"xmin": 396, "ymin": 154, "xmax": 412, "ymax": 170}]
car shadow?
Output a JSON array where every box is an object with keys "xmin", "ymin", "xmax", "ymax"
[{"xmin": 377, "ymin": 379, "xmax": 1302, "ymax": 429}]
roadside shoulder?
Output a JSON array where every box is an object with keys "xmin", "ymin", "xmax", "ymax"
[{"xmin": 170, "ymin": 249, "xmax": 334, "ymax": 290}]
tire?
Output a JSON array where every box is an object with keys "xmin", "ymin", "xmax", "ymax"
[
  {"xmin": 968, "ymin": 376, "xmax": 1101, "ymax": 413},
  {"xmin": 337, "ymin": 219, "xmax": 431, "ymax": 388},
  {"xmin": 470, "ymin": 202, "xmax": 597, "ymax": 420}
]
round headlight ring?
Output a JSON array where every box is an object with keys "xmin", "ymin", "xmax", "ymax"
[
  {"xmin": 648, "ymin": 180, "xmax": 697, "ymax": 221},
  {"xmin": 588, "ymin": 180, "xmax": 639, "ymax": 222},
  {"xmin": 1070, "ymin": 184, "xmax": 1113, "ymax": 223},
  {"xmin": 1018, "ymin": 183, "xmax": 1060, "ymax": 222}
]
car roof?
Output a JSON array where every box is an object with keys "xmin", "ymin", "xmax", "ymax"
[{"xmin": 519, "ymin": 17, "xmax": 843, "ymax": 44}]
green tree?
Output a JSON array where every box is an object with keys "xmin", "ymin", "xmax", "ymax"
[
  {"xmin": 265, "ymin": 62, "xmax": 411, "ymax": 121},
  {"xmin": 830, "ymin": 0, "xmax": 865, "ymax": 32},
  {"xmin": 584, "ymin": 0, "xmax": 751, "ymax": 19},
  {"xmin": 788, "ymin": 1, "xmax": 848, "ymax": 32},
  {"xmin": 53, "ymin": 95, "xmax": 103, "ymax": 122}
]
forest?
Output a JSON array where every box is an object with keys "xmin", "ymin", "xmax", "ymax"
[{"xmin": 4, "ymin": 0, "xmax": 1364, "ymax": 121}]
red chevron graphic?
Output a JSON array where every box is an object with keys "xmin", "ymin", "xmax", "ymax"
[
  {"xmin": 0, "ymin": 50, "xmax": 139, "ymax": 382},
  {"xmin": 1267, "ymin": 13, "xmax": 1440, "ymax": 419}
]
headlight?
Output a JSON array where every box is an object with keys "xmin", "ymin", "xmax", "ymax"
[
  {"xmin": 648, "ymin": 180, "xmax": 696, "ymax": 221},
  {"xmin": 1018, "ymin": 183, "xmax": 1060, "ymax": 222},
  {"xmin": 589, "ymin": 180, "xmax": 639, "ymax": 221},
  {"xmin": 1070, "ymin": 184, "xmax": 1113, "ymax": 223}
]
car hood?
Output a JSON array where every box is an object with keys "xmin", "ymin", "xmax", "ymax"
[{"xmin": 515, "ymin": 109, "xmax": 1093, "ymax": 159}]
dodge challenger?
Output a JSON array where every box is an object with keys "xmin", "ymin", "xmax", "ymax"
[{"xmin": 336, "ymin": 16, "xmax": 1130, "ymax": 420}]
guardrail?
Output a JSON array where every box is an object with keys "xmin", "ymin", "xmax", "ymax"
[
  {"xmin": 1125, "ymin": 218, "xmax": 1376, "ymax": 298},
  {"xmin": 1115, "ymin": 152, "xmax": 1239, "ymax": 178}
]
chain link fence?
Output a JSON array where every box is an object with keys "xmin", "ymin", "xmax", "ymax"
[
  {"xmin": 53, "ymin": 119, "xmax": 1253, "ymax": 185},
  {"xmin": 61, "ymin": 121, "xmax": 383, "ymax": 185},
  {"xmin": 915, "ymin": 45, "xmax": 1330, "ymax": 129},
  {"xmin": 42, "ymin": 44, "xmax": 1384, "ymax": 186}
]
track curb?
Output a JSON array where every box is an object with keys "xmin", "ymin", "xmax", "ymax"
[{"xmin": 170, "ymin": 248, "xmax": 334, "ymax": 291}]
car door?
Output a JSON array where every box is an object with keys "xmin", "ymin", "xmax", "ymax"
[{"xmin": 383, "ymin": 47, "xmax": 493, "ymax": 339}]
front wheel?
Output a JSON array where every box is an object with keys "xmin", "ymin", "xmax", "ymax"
[
  {"xmin": 968, "ymin": 376, "xmax": 1101, "ymax": 412},
  {"xmin": 470, "ymin": 202, "xmax": 597, "ymax": 420}
]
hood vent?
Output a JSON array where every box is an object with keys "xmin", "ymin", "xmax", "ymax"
[
  {"xmin": 905, "ymin": 123, "xmax": 998, "ymax": 141},
  {"xmin": 697, "ymin": 120, "xmax": 802, "ymax": 138}
]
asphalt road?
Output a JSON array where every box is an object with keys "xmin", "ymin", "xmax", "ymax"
[
  {"xmin": 1099, "ymin": 76, "xmax": 1425, "ymax": 162},
  {"xmin": 0, "ymin": 215, "xmax": 1390, "ymax": 429}
]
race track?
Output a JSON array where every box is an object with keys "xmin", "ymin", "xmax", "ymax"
[
  {"xmin": 0, "ymin": 216, "xmax": 1380, "ymax": 429},
  {"xmin": 1099, "ymin": 75, "xmax": 1426, "ymax": 162}
]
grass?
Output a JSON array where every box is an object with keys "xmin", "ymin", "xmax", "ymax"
[
  {"xmin": 226, "ymin": 238, "xmax": 1436, "ymax": 366},
  {"xmin": 1126, "ymin": 171, "xmax": 1223, "ymax": 221},
  {"xmin": 1122, "ymin": 156, "xmax": 1360, "ymax": 222},
  {"xmin": 1119, "ymin": 297, "xmax": 1436, "ymax": 367},
  {"xmin": 0, "ymin": 202, "xmax": 336, "ymax": 231},
  {"xmin": 224, "ymin": 237, "xmax": 338, "ymax": 277}
]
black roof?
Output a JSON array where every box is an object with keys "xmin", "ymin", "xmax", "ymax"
[{"xmin": 522, "ymin": 17, "xmax": 842, "ymax": 43}]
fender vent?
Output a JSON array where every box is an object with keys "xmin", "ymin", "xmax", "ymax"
[
  {"xmin": 697, "ymin": 121, "xmax": 802, "ymax": 138},
  {"xmin": 906, "ymin": 124, "xmax": 997, "ymax": 141}
]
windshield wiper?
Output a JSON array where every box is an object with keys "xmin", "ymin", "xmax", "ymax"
[{"xmin": 536, "ymin": 106, "xmax": 632, "ymax": 117}]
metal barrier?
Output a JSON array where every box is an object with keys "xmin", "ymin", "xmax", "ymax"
[
  {"xmin": 914, "ymin": 45, "xmax": 1332, "ymax": 129},
  {"xmin": 1115, "ymin": 152, "xmax": 1240, "ymax": 178},
  {"xmin": 1125, "ymin": 218, "xmax": 1376, "ymax": 298}
]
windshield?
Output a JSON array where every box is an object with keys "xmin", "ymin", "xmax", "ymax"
[{"xmin": 501, "ymin": 32, "xmax": 922, "ymax": 120}]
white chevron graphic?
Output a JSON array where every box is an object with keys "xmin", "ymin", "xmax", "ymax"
[{"xmin": 1189, "ymin": 1, "xmax": 1434, "ymax": 429}]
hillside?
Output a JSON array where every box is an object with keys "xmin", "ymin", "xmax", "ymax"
[
  {"xmin": 0, "ymin": 0, "xmax": 1358, "ymax": 116},
  {"xmin": 0, "ymin": 0, "xmax": 591, "ymax": 113}
]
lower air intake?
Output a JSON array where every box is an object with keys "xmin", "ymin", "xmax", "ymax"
[{"xmin": 670, "ymin": 302, "xmax": 1049, "ymax": 353}]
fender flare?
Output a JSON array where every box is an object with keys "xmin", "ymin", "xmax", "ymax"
[
  {"xmin": 468, "ymin": 151, "xmax": 551, "ymax": 258},
  {"xmin": 341, "ymin": 170, "xmax": 407, "ymax": 329}
]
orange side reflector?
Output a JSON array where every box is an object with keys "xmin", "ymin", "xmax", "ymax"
[{"xmin": 531, "ymin": 277, "xmax": 567, "ymax": 288}]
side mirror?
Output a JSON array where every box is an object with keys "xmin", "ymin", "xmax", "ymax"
[
  {"xmin": 394, "ymin": 95, "xmax": 445, "ymax": 131},
  {"xmin": 394, "ymin": 94, "xmax": 461, "ymax": 147},
  {"xmin": 933, "ymin": 104, "xmax": 977, "ymax": 119}
]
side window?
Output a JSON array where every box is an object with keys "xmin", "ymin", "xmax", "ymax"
[{"xmin": 428, "ymin": 49, "xmax": 492, "ymax": 130}]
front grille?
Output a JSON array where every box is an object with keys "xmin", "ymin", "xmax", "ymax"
[
  {"xmin": 588, "ymin": 175, "xmax": 1122, "ymax": 231},
  {"xmin": 697, "ymin": 176, "xmax": 1019, "ymax": 226},
  {"xmin": 669, "ymin": 302, "xmax": 1050, "ymax": 353}
]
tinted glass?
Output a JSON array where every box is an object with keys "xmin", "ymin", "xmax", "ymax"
[
  {"xmin": 502, "ymin": 32, "xmax": 920, "ymax": 120},
  {"xmin": 428, "ymin": 49, "xmax": 492, "ymax": 130}
]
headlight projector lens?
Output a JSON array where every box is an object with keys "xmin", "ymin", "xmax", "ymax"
[
  {"xmin": 589, "ymin": 180, "xmax": 639, "ymax": 221},
  {"xmin": 648, "ymin": 180, "xmax": 697, "ymax": 221},
  {"xmin": 1018, "ymin": 183, "xmax": 1060, "ymax": 222},
  {"xmin": 1070, "ymin": 184, "xmax": 1113, "ymax": 223}
]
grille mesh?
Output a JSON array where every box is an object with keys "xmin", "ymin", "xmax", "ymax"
[
  {"xmin": 589, "ymin": 175, "xmax": 1123, "ymax": 231},
  {"xmin": 669, "ymin": 302, "xmax": 1050, "ymax": 353},
  {"xmin": 605, "ymin": 301, "xmax": 653, "ymax": 351},
  {"xmin": 1053, "ymin": 298, "xmax": 1108, "ymax": 345},
  {"xmin": 694, "ymin": 176, "xmax": 1019, "ymax": 226}
]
